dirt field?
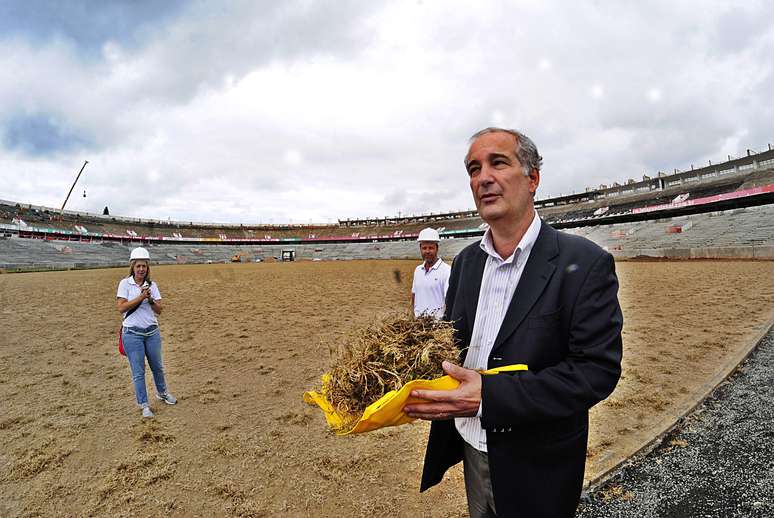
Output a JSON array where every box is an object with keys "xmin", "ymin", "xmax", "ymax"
[{"xmin": 1, "ymin": 260, "xmax": 773, "ymax": 517}]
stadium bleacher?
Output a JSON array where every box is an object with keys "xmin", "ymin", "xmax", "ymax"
[{"xmin": 1, "ymin": 150, "xmax": 772, "ymax": 269}]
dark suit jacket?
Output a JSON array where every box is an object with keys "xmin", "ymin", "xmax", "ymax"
[{"xmin": 419, "ymin": 221, "xmax": 623, "ymax": 518}]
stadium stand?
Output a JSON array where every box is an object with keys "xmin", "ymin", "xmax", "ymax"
[{"xmin": 1, "ymin": 147, "xmax": 773, "ymax": 269}]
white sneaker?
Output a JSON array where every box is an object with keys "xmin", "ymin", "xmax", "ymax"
[
  {"xmin": 156, "ymin": 392, "xmax": 177, "ymax": 405},
  {"xmin": 142, "ymin": 405, "xmax": 154, "ymax": 418}
]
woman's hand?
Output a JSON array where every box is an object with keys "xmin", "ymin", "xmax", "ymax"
[
  {"xmin": 117, "ymin": 290, "xmax": 150, "ymax": 314},
  {"xmin": 149, "ymin": 298, "xmax": 162, "ymax": 315}
]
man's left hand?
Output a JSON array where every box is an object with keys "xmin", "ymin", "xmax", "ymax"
[{"xmin": 404, "ymin": 361, "xmax": 481, "ymax": 420}]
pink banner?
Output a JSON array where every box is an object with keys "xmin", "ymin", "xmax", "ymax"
[{"xmin": 633, "ymin": 184, "xmax": 774, "ymax": 214}]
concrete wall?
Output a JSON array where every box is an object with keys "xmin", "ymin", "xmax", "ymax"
[{"xmin": 612, "ymin": 245, "xmax": 774, "ymax": 260}]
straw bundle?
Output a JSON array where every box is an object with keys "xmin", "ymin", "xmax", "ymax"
[{"xmin": 324, "ymin": 314, "xmax": 460, "ymax": 432}]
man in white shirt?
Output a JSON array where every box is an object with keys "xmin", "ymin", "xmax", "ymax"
[
  {"xmin": 405, "ymin": 128, "xmax": 623, "ymax": 517},
  {"xmin": 411, "ymin": 228, "xmax": 452, "ymax": 319}
]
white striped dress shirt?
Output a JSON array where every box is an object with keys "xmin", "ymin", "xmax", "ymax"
[{"xmin": 455, "ymin": 211, "xmax": 542, "ymax": 452}]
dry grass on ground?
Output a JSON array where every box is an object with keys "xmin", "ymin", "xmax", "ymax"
[{"xmin": 1, "ymin": 260, "xmax": 773, "ymax": 517}]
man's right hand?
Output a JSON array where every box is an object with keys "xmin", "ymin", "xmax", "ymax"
[{"xmin": 404, "ymin": 361, "xmax": 482, "ymax": 420}]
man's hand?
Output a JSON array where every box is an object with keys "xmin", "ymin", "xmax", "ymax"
[{"xmin": 404, "ymin": 361, "xmax": 481, "ymax": 420}]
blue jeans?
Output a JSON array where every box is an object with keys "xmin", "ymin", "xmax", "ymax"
[{"xmin": 122, "ymin": 325, "xmax": 167, "ymax": 406}]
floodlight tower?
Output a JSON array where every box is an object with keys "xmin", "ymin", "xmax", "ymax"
[{"xmin": 60, "ymin": 160, "xmax": 89, "ymax": 220}]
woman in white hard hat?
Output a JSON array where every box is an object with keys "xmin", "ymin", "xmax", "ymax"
[{"xmin": 116, "ymin": 247, "xmax": 176, "ymax": 418}]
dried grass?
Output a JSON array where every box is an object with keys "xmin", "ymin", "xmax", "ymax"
[
  {"xmin": 134, "ymin": 422, "xmax": 175, "ymax": 445},
  {"xmin": 5, "ymin": 440, "xmax": 73, "ymax": 481},
  {"xmin": 95, "ymin": 451, "xmax": 176, "ymax": 503},
  {"xmin": 324, "ymin": 314, "xmax": 460, "ymax": 432}
]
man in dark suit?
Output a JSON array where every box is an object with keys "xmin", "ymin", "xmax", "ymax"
[{"xmin": 404, "ymin": 128, "xmax": 623, "ymax": 517}]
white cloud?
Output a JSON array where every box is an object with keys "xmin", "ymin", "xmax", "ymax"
[
  {"xmin": 1, "ymin": 0, "xmax": 773, "ymax": 223},
  {"xmin": 284, "ymin": 149, "xmax": 303, "ymax": 167}
]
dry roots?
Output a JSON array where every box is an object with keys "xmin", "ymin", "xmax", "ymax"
[{"xmin": 324, "ymin": 314, "xmax": 460, "ymax": 432}]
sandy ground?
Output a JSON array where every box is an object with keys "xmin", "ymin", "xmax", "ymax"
[{"xmin": 1, "ymin": 259, "xmax": 773, "ymax": 517}]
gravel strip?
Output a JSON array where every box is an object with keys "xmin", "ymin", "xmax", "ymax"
[{"xmin": 576, "ymin": 327, "xmax": 774, "ymax": 518}]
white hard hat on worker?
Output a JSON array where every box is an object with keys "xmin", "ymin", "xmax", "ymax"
[
  {"xmin": 417, "ymin": 228, "xmax": 440, "ymax": 242},
  {"xmin": 130, "ymin": 247, "xmax": 150, "ymax": 261}
]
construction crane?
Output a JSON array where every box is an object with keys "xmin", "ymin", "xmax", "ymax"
[{"xmin": 59, "ymin": 160, "xmax": 89, "ymax": 220}]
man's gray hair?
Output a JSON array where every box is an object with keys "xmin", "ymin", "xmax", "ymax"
[{"xmin": 466, "ymin": 127, "xmax": 543, "ymax": 176}]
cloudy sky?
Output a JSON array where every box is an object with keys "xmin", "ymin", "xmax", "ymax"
[{"xmin": 1, "ymin": 1, "xmax": 772, "ymax": 224}]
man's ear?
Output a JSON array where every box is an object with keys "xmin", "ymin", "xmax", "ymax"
[{"xmin": 528, "ymin": 168, "xmax": 540, "ymax": 195}]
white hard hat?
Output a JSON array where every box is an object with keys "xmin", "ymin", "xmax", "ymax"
[
  {"xmin": 417, "ymin": 228, "xmax": 440, "ymax": 242},
  {"xmin": 130, "ymin": 247, "xmax": 150, "ymax": 260}
]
